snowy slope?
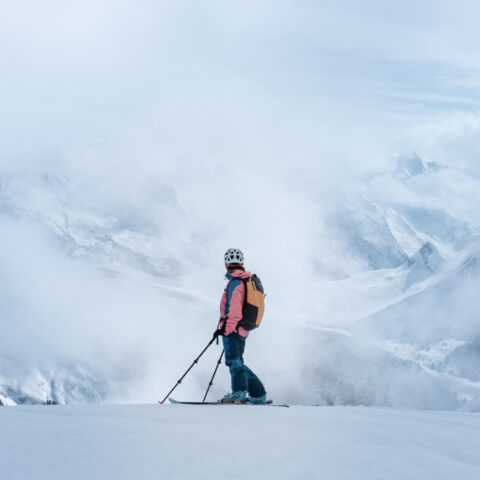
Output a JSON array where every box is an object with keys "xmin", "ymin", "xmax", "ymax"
[
  {"xmin": 317, "ymin": 156, "xmax": 479, "ymax": 278},
  {"xmin": 1, "ymin": 404, "xmax": 479, "ymax": 480},
  {"xmin": 0, "ymin": 172, "xmax": 199, "ymax": 278},
  {"xmin": 270, "ymin": 157, "xmax": 480, "ymax": 410},
  {"xmin": 0, "ymin": 172, "xmax": 216, "ymax": 406},
  {"xmin": 0, "ymin": 358, "xmax": 106, "ymax": 406}
]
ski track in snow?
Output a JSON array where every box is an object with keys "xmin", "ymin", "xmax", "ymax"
[{"xmin": 0, "ymin": 404, "xmax": 479, "ymax": 480}]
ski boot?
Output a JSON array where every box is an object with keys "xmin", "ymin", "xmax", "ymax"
[
  {"xmin": 247, "ymin": 394, "xmax": 267, "ymax": 405},
  {"xmin": 220, "ymin": 391, "xmax": 247, "ymax": 403}
]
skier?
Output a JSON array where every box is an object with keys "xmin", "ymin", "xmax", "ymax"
[{"xmin": 213, "ymin": 248, "xmax": 267, "ymax": 404}]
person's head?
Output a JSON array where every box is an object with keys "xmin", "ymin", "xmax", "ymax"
[{"xmin": 224, "ymin": 248, "xmax": 244, "ymax": 272}]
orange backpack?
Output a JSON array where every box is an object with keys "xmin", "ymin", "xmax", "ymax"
[{"xmin": 240, "ymin": 274, "xmax": 266, "ymax": 331}]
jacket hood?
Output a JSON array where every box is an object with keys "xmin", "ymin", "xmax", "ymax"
[{"xmin": 226, "ymin": 269, "xmax": 251, "ymax": 280}]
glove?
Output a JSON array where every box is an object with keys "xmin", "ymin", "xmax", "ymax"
[{"xmin": 213, "ymin": 328, "xmax": 224, "ymax": 339}]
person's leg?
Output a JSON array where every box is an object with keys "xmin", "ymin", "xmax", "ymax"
[
  {"xmin": 222, "ymin": 333, "xmax": 247, "ymax": 393},
  {"xmin": 244, "ymin": 366, "xmax": 266, "ymax": 398},
  {"xmin": 236, "ymin": 335, "xmax": 266, "ymax": 399}
]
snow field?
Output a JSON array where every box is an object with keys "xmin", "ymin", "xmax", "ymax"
[{"xmin": 1, "ymin": 404, "xmax": 479, "ymax": 480}]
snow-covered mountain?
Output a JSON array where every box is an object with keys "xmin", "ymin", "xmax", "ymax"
[
  {"xmin": 0, "ymin": 173, "xmax": 200, "ymax": 278},
  {"xmin": 1, "ymin": 155, "xmax": 480, "ymax": 410},
  {"xmin": 0, "ymin": 172, "xmax": 214, "ymax": 405},
  {"xmin": 290, "ymin": 156, "xmax": 480, "ymax": 410},
  {"xmin": 0, "ymin": 359, "xmax": 104, "ymax": 406}
]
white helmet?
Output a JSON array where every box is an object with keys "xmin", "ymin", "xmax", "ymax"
[{"xmin": 224, "ymin": 248, "xmax": 244, "ymax": 265}]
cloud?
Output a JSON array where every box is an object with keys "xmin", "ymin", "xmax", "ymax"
[{"xmin": 5, "ymin": 0, "xmax": 473, "ymax": 176}]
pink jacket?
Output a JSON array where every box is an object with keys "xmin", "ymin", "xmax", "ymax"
[{"xmin": 219, "ymin": 269, "xmax": 251, "ymax": 337}]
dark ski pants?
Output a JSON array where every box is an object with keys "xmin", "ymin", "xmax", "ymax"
[{"xmin": 222, "ymin": 332, "xmax": 266, "ymax": 398}]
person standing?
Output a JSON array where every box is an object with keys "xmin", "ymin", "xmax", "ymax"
[{"xmin": 213, "ymin": 248, "xmax": 267, "ymax": 404}]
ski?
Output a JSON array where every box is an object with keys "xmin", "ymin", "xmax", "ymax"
[{"xmin": 166, "ymin": 397, "xmax": 289, "ymax": 407}]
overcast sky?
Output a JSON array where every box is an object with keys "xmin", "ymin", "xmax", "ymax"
[{"xmin": 2, "ymin": 0, "xmax": 480, "ymax": 172}]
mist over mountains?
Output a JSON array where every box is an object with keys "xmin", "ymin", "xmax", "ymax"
[{"xmin": 1, "ymin": 154, "xmax": 479, "ymax": 410}]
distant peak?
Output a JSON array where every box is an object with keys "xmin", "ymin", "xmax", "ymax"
[
  {"xmin": 404, "ymin": 242, "xmax": 443, "ymax": 288},
  {"xmin": 419, "ymin": 241, "xmax": 436, "ymax": 259},
  {"xmin": 394, "ymin": 154, "xmax": 443, "ymax": 178},
  {"xmin": 407, "ymin": 242, "xmax": 440, "ymax": 271},
  {"xmin": 396, "ymin": 154, "xmax": 426, "ymax": 177}
]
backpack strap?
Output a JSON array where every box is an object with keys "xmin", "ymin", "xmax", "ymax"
[{"xmin": 237, "ymin": 276, "xmax": 251, "ymax": 330}]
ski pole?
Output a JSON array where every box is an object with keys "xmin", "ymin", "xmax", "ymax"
[
  {"xmin": 202, "ymin": 349, "xmax": 224, "ymax": 403},
  {"xmin": 159, "ymin": 337, "xmax": 216, "ymax": 404}
]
